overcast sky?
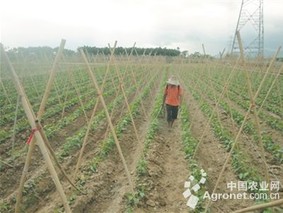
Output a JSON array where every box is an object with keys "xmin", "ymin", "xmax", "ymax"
[{"xmin": 0, "ymin": 0, "xmax": 282, "ymax": 57}]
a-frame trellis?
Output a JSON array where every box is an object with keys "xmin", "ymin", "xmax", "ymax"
[
  {"xmin": 1, "ymin": 40, "xmax": 72, "ymax": 212},
  {"xmin": 77, "ymin": 42, "xmax": 135, "ymax": 192}
]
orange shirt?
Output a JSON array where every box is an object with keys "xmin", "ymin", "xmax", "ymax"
[{"xmin": 164, "ymin": 85, "xmax": 182, "ymax": 106}]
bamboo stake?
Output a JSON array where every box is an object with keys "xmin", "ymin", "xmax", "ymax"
[
  {"xmin": 11, "ymin": 95, "xmax": 21, "ymax": 159},
  {"xmin": 192, "ymin": 57, "xmax": 240, "ymax": 158},
  {"xmin": 102, "ymin": 51, "xmax": 140, "ymax": 137},
  {"xmin": 254, "ymin": 51, "xmax": 283, "ymax": 187},
  {"xmin": 133, "ymin": 48, "xmax": 147, "ymax": 78},
  {"xmin": 53, "ymin": 77, "xmax": 63, "ymax": 109},
  {"xmin": 66, "ymin": 65, "xmax": 89, "ymax": 123},
  {"xmin": 27, "ymin": 69, "xmax": 41, "ymax": 99},
  {"xmin": 204, "ymin": 48, "xmax": 281, "ymax": 213},
  {"xmin": 232, "ymin": 198, "xmax": 283, "ymax": 213},
  {"xmin": 73, "ymin": 46, "xmax": 116, "ymax": 180},
  {"xmin": 181, "ymin": 62, "xmax": 202, "ymax": 131},
  {"xmin": 37, "ymin": 40, "xmax": 65, "ymax": 117},
  {"xmin": 83, "ymin": 52, "xmax": 121, "ymax": 142},
  {"xmin": 80, "ymin": 46, "xmax": 134, "ymax": 193},
  {"xmin": 15, "ymin": 135, "xmax": 37, "ymax": 213},
  {"xmin": 0, "ymin": 76, "xmax": 12, "ymax": 104},
  {"xmin": 212, "ymin": 60, "xmax": 238, "ymax": 132},
  {"xmin": 102, "ymin": 61, "xmax": 123, "ymax": 141},
  {"xmin": 242, "ymin": 61, "xmax": 270, "ymax": 184},
  {"xmin": 125, "ymin": 45, "xmax": 148, "ymax": 119},
  {"xmin": 14, "ymin": 39, "xmax": 66, "ymax": 213},
  {"xmin": 73, "ymin": 100, "xmax": 100, "ymax": 180},
  {"xmin": 237, "ymin": 37, "xmax": 277, "ymax": 185},
  {"xmin": 103, "ymin": 84, "xmax": 123, "ymax": 140},
  {"xmin": 0, "ymin": 43, "xmax": 71, "ymax": 213},
  {"xmin": 35, "ymin": 121, "xmax": 86, "ymax": 194},
  {"xmin": 60, "ymin": 78, "xmax": 70, "ymax": 118},
  {"xmin": 123, "ymin": 47, "xmax": 135, "ymax": 86},
  {"xmin": 109, "ymin": 43, "xmax": 141, "ymax": 146}
]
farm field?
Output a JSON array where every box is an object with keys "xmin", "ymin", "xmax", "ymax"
[{"xmin": 0, "ymin": 46, "xmax": 283, "ymax": 213}]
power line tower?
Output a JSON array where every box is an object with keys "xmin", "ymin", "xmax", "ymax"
[{"xmin": 231, "ymin": 0, "xmax": 264, "ymax": 58}]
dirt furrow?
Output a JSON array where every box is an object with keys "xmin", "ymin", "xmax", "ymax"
[{"xmin": 135, "ymin": 117, "xmax": 189, "ymax": 212}]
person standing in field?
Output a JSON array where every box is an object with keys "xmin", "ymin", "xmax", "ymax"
[{"xmin": 162, "ymin": 76, "xmax": 182, "ymax": 128}]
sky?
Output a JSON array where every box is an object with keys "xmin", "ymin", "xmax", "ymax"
[{"xmin": 0, "ymin": 0, "xmax": 282, "ymax": 57}]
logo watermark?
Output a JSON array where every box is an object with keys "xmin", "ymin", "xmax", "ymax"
[
  {"xmin": 203, "ymin": 191, "xmax": 280, "ymax": 202},
  {"xmin": 204, "ymin": 180, "xmax": 281, "ymax": 202},
  {"xmin": 182, "ymin": 169, "xmax": 207, "ymax": 209},
  {"xmin": 183, "ymin": 176, "xmax": 281, "ymax": 210}
]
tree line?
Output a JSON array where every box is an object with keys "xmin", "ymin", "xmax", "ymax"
[
  {"xmin": 6, "ymin": 46, "xmax": 182, "ymax": 58},
  {"xmin": 79, "ymin": 46, "xmax": 180, "ymax": 56},
  {"xmin": 6, "ymin": 46, "xmax": 218, "ymax": 59}
]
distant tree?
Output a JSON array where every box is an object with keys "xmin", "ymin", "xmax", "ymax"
[
  {"xmin": 181, "ymin": 50, "xmax": 189, "ymax": 57},
  {"xmin": 190, "ymin": 52, "xmax": 201, "ymax": 58},
  {"xmin": 7, "ymin": 46, "xmax": 76, "ymax": 60}
]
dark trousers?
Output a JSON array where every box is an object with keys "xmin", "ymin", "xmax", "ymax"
[{"xmin": 166, "ymin": 104, "xmax": 179, "ymax": 122}]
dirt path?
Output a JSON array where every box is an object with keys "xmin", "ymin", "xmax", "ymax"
[{"xmin": 136, "ymin": 118, "xmax": 189, "ymax": 213}]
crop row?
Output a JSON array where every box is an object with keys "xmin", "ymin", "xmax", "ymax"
[
  {"xmin": 0, "ymin": 65, "xmax": 156, "ymax": 212},
  {"xmin": 211, "ymin": 63, "xmax": 282, "ymax": 112},
  {"xmin": 184, "ymin": 66, "xmax": 282, "ymax": 163},
  {"xmin": 0, "ymin": 67, "xmax": 148, "ymax": 172},
  {"xmin": 180, "ymin": 70, "xmax": 275, "ymax": 205},
  {"xmin": 124, "ymin": 69, "xmax": 166, "ymax": 212},
  {"xmin": 179, "ymin": 102, "xmax": 207, "ymax": 212},
  {"xmin": 0, "ymin": 67, "xmax": 146, "ymax": 145},
  {"xmin": 190, "ymin": 63, "xmax": 282, "ymax": 131}
]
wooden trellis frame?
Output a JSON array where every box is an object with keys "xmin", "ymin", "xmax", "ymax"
[
  {"xmin": 65, "ymin": 61, "xmax": 89, "ymax": 123},
  {"xmin": 73, "ymin": 43, "xmax": 120, "ymax": 179},
  {"xmin": 10, "ymin": 40, "xmax": 79, "ymax": 212},
  {"xmin": 109, "ymin": 43, "xmax": 141, "ymax": 146},
  {"xmin": 192, "ymin": 56, "xmax": 241, "ymax": 159},
  {"xmin": 100, "ymin": 47, "xmax": 136, "ymax": 141},
  {"xmin": 0, "ymin": 41, "xmax": 71, "ymax": 213},
  {"xmin": 80, "ymin": 43, "xmax": 134, "ymax": 192},
  {"xmin": 124, "ymin": 44, "xmax": 148, "ymax": 119}
]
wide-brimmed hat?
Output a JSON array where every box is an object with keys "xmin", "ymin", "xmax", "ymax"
[{"xmin": 167, "ymin": 76, "xmax": 180, "ymax": 86}]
